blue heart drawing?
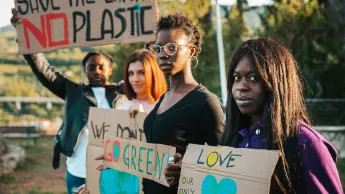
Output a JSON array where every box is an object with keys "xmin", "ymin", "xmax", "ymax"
[
  {"xmin": 201, "ymin": 174, "xmax": 237, "ymax": 194},
  {"xmin": 99, "ymin": 168, "xmax": 139, "ymax": 194}
]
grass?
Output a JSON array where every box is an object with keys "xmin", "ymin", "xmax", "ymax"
[
  {"xmin": 0, "ymin": 174, "xmax": 16, "ymax": 183},
  {"xmin": 0, "ymin": 137, "xmax": 67, "ymax": 194}
]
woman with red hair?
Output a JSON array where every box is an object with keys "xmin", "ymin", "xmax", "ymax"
[
  {"xmin": 75, "ymin": 49, "xmax": 167, "ymax": 194},
  {"xmin": 117, "ymin": 49, "xmax": 167, "ymax": 114}
]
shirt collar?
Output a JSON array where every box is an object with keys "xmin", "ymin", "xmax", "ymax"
[{"xmin": 238, "ymin": 121, "xmax": 263, "ymax": 137}]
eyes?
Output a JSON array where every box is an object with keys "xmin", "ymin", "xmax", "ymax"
[
  {"xmin": 233, "ymin": 74, "xmax": 260, "ymax": 82},
  {"xmin": 128, "ymin": 71, "xmax": 145, "ymax": 76},
  {"xmin": 88, "ymin": 65, "xmax": 106, "ymax": 71}
]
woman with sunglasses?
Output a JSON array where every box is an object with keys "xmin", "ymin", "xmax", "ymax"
[{"xmin": 143, "ymin": 14, "xmax": 224, "ymax": 194}]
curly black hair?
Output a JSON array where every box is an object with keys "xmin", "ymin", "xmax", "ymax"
[
  {"xmin": 82, "ymin": 51, "xmax": 113, "ymax": 70},
  {"xmin": 156, "ymin": 14, "xmax": 203, "ymax": 57}
]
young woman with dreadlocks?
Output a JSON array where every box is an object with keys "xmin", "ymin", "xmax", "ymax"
[
  {"xmin": 220, "ymin": 38, "xmax": 343, "ymax": 193},
  {"xmin": 165, "ymin": 37, "xmax": 343, "ymax": 194}
]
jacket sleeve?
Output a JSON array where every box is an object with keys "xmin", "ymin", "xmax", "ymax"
[
  {"xmin": 23, "ymin": 53, "xmax": 76, "ymax": 99},
  {"xmin": 302, "ymin": 140, "xmax": 344, "ymax": 194}
]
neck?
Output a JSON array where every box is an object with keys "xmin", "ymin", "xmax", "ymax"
[
  {"xmin": 169, "ymin": 64, "xmax": 198, "ymax": 92},
  {"xmin": 136, "ymin": 93, "xmax": 149, "ymax": 101},
  {"xmin": 250, "ymin": 113, "xmax": 263, "ymax": 126}
]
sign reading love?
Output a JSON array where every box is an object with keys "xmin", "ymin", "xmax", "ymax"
[{"xmin": 177, "ymin": 144, "xmax": 280, "ymax": 194}]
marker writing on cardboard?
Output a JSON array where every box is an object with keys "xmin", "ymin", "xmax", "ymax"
[
  {"xmin": 197, "ymin": 149, "xmax": 242, "ymax": 168},
  {"xmin": 16, "ymin": 0, "xmax": 60, "ymax": 15},
  {"xmin": 104, "ymin": 139, "xmax": 172, "ymax": 179}
]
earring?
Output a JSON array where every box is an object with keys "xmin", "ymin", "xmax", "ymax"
[{"xmin": 191, "ymin": 56, "xmax": 198, "ymax": 69}]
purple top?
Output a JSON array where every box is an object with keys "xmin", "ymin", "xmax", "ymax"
[{"xmin": 237, "ymin": 121, "xmax": 343, "ymax": 194}]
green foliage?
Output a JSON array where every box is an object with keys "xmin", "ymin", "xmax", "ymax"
[
  {"xmin": 1, "ymin": 0, "xmax": 344, "ymax": 127},
  {"xmin": 0, "ymin": 174, "xmax": 16, "ymax": 183},
  {"xmin": 256, "ymin": 0, "xmax": 345, "ymax": 97}
]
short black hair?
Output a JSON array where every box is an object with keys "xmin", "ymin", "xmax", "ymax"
[
  {"xmin": 82, "ymin": 51, "xmax": 113, "ymax": 69},
  {"xmin": 156, "ymin": 14, "xmax": 203, "ymax": 57}
]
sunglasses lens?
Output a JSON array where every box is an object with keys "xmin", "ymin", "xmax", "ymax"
[{"xmin": 165, "ymin": 43, "xmax": 178, "ymax": 55}]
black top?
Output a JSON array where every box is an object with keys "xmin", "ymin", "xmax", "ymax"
[{"xmin": 142, "ymin": 84, "xmax": 224, "ymax": 194}]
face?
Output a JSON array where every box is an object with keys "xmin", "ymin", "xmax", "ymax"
[
  {"xmin": 231, "ymin": 56, "xmax": 266, "ymax": 121},
  {"xmin": 128, "ymin": 61, "xmax": 148, "ymax": 97},
  {"xmin": 85, "ymin": 55, "xmax": 112, "ymax": 87},
  {"xmin": 154, "ymin": 29, "xmax": 195, "ymax": 76}
]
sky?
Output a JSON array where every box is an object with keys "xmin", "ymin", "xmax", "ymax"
[{"xmin": 0, "ymin": 0, "xmax": 272, "ymax": 28}]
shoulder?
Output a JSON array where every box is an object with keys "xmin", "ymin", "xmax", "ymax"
[
  {"xmin": 114, "ymin": 95, "xmax": 131, "ymax": 110},
  {"xmin": 298, "ymin": 121, "xmax": 324, "ymax": 147},
  {"xmin": 298, "ymin": 121, "xmax": 338, "ymax": 161},
  {"xmin": 194, "ymin": 85, "xmax": 223, "ymax": 116},
  {"xmin": 193, "ymin": 84, "xmax": 222, "ymax": 104}
]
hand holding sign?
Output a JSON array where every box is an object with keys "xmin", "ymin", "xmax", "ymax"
[
  {"xmin": 11, "ymin": 9, "xmax": 22, "ymax": 28},
  {"xmin": 165, "ymin": 153, "xmax": 183, "ymax": 188}
]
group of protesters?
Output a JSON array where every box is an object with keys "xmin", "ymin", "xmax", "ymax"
[{"xmin": 10, "ymin": 7, "xmax": 343, "ymax": 194}]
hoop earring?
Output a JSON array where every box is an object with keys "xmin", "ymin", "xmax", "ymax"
[{"xmin": 191, "ymin": 56, "xmax": 198, "ymax": 69}]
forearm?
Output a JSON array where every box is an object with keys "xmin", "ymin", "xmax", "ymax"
[{"xmin": 23, "ymin": 53, "xmax": 70, "ymax": 99}]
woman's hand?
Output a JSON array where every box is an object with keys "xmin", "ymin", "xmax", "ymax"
[
  {"xmin": 128, "ymin": 104, "xmax": 144, "ymax": 118},
  {"xmin": 74, "ymin": 184, "xmax": 89, "ymax": 194},
  {"xmin": 10, "ymin": 8, "xmax": 21, "ymax": 28},
  {"xmin": 165, "ymin": 153, "xmax": 183, "ymax": 188},
  {"xmin": 95, "ymin": 155, "xmax": 108, "ymax": 171}
]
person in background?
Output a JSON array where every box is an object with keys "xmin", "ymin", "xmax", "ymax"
[
  {"xmin": 75, "ymin": 49, "xmax": 167, "ymax": 194},
  {"xmin": 11, "ymin": 9, "xmax": 124, "ymax": 194},
  {"xmin": 117, "ymin": 49, "xmax": 167, "ymax": 116},
  {"xmin": 166, "ymin": 38, "xmax": 344, "ymax": 194},
  {"xmin": 142, "ymin": 14, "xmax": 224, "ymax": 194}
]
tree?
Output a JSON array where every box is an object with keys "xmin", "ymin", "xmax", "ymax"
[{"xmin": 257, "ymin": 0, "xmax": 345, "ymax": 97}]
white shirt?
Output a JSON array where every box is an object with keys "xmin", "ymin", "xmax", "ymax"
[
  {"xmin": 66, "ymin": 87, "xmax": 110, "ymax": 178},
  {"xmin": 117, "ymin": 98, "xmax": 156, "ymax": 114}
]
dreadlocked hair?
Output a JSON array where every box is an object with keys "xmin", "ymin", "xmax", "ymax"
[
  {"xmin": 156, "ymin": 14, "xmax": 202, "ymax": 57},
  {"xmin": 220, "ymin": 38, "xmax": 311, "ymax": 193}
]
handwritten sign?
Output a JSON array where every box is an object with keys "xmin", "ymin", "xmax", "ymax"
[
  {"xmin": 86, "ymin": 107, "xmax": 148, "ymax": 194},
  {"xmin": 15, "ymin": 0, "xmax": 158, "ymax": 54},
  {"xmin": 178, "ymin": 144, "xmax": 280, "ymax": 194},
  {"xmin": 104, "ymin": 136, "xmax": 176, "ymax": 186}
]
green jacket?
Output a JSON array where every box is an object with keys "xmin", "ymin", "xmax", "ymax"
[{"xmin": 24, "ymin": 53, "xmax": 122, "ymax": 157}]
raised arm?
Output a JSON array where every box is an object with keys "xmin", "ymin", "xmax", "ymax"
[
  {"xmin": 23, "ymin": 53, "xmax": 76, "ymax": 99},
  {"xmin": 11, "ymin": 8, "xmax": 75, "ymax": 99}
]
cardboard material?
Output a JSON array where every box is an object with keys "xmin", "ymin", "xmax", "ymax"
[
  {"xmin": 177, "ymin": 144, "xmax": 280, "ymax": 194},
  {"xmin": 14, "ymin": 0, "xmax": 158, "ymax": 54},
  {"xmin": 86, "ymin": 107, "xmax": 148, "ymax": 194},
  {"xmin": 104, "ymin": 136, "xmax": 176, "ymax": 187}
]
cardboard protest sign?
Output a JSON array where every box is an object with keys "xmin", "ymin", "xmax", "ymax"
[
  {"xmin": 178, "ymin": 144, "xmax": 280, "ymax": 194},
  {"xmin": 104, "ymin": 136, "xmax": 176, "ymax": 187},
  {"xmin": 86, "ymin": 107, "xmax": 147, "ymax": 194},
  {"xmin": 14, "ymin": 0, "xmax": 158, "ymax": 54}
]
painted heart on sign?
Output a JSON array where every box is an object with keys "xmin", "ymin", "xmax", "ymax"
[{"xmin": 201, "ymin": 174, "xmax": 237, "ymax": 194}]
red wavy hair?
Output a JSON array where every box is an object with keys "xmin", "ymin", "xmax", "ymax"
[{"xmin": 123, "ymin": 49, "xmax": 167, "ymax": 103}]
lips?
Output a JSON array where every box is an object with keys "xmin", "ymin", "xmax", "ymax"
[
  {"xmin": 132, "ymin": 84, "xmax": 143, "ymax": 88},
  {"xmin": 235, "ymin": 96, "xmax": 252, "ymax": 106},
  {"xmin": 159, "ymin": 62, "xmax": 172, "ymax": 71}
]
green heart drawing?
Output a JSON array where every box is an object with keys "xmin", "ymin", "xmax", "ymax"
[{"xmin": 201, "ymin": 174, "xmax": 237, "ymax": 194}]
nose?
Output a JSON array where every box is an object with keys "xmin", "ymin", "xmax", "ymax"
[
  {"xmin": 159, "ymin": 46, "xmax": 169, "ymax": 60},
  {"xmin": 94, "ymin": 67, "xmax": 101, "ymax": 75},
  {"xmin": 236, "ymin": 79, "xmax": 249, "ymax": 92},
  {"xmin": 133, "ymin": 73, "xmax": 140, "ymax": 81}
]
